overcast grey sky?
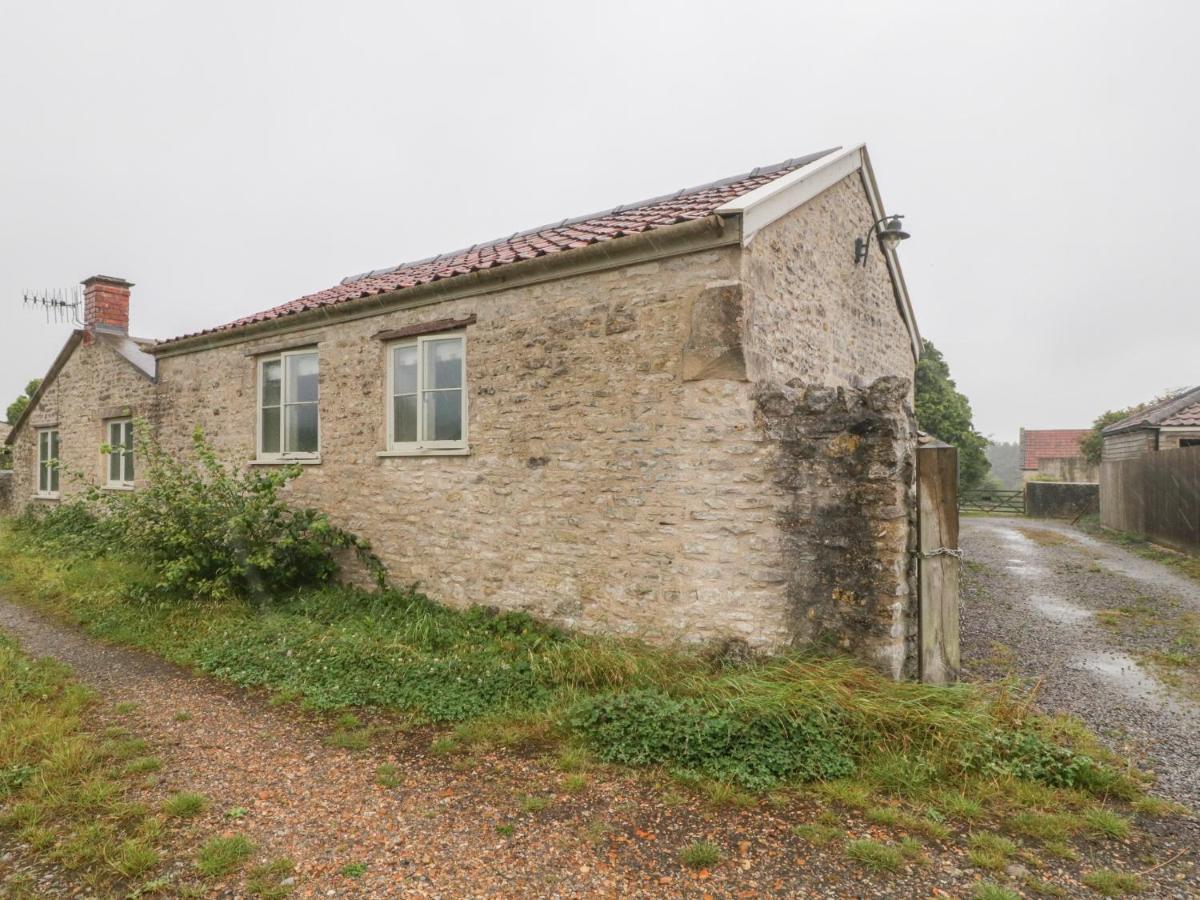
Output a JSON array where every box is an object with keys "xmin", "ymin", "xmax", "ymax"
[{"xmin": 2, "ymin": 1, "xmax": 1197, "ymax": 442}]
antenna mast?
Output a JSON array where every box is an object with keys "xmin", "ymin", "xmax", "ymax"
[{"xmin": 23, "ymin": 286, "xmax": 84, "ymax": 326}]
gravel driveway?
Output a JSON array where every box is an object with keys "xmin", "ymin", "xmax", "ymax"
[{"xmin": 961, "ymin": 516, "xmax": 1200, "ymax": 816}]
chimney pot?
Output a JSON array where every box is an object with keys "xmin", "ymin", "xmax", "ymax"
[{"xmin": 82, "ymin": 275, "xmax": 133, "ymax": 335}]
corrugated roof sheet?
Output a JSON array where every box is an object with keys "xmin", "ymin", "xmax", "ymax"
[{"xmin": 156, "ymin": 149, "xmax": 837, "ymax": 347}]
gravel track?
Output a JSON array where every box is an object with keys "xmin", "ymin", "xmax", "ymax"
[
  {"xmin": 4, "ymin": 536, "xmax": 1200, "ymax": 897},
  {"xmin": 961, "ymin": 516, "xmax": 1200, "ymax": 814}
]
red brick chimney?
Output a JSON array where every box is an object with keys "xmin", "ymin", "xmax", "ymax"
[{"xmin": 82, "ymin": 275, "xmax": 133, "ymax": 335}]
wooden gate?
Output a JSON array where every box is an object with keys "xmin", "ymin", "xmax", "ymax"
[
  {"xmin": 959, "ymin": 488, "xmax": 1024, "ymax": 514},
  {"xmin": 917, "ymin": 442, "xmax": 961, "ymax": 684}
]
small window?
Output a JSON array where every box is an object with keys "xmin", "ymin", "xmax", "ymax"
[
  {"xmin": 1181, "ymin": 439, "xmax": 1200, "ymax": 448},
  {"xmin": 258, "ymin": 349, "xmax": 319, "ymax": 458},
  {"xmin": 105, "ymin": 419, "xmax": 135, "ymax": 488},
  {"xmin": 387, "ymin": 333, "xmax": 467, "ymax": 452},
  {"xmin": 37, "ymin": 428, "xmax": 60, "ymax": 497}
]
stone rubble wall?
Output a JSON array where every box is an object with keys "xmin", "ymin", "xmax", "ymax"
[
  {"xmin": 9, "ymin": 171, "xmax": 921, "ymax": 673},
  {"xmin": 6, "ymin": 335, "xmax": 158, "ymax": 510},
  {"xmin": 756, "ymin": 376, "xmax": 918, "ymax": 678}
]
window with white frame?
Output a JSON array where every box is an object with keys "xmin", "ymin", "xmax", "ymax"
[
  {"xmin": 37, "ymin": 428, "xmax": 60, "ymax": 497},
  {"xmin": 105, "ymin": 418, "xmax": 135, "ymax": 488},
  {"xmin": 387, "ymin": 333, "xmax": 467, "ymax": 451},
  {"xmin": 258, "ymin": 349, "xmax": 320, "ymax": 458}
]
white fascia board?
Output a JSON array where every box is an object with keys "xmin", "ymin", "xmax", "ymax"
[{"xmin": 715, "ymin": 145, "xmax": 864, "ymax": 242}]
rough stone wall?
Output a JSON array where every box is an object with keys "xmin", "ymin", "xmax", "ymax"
[
  {"xmin": 155, "ymin": 247, "xmax": 813, "ymax": 647},
  {"xmin": 1031, "ymin": 456, "xmax": 1099, "ymax": 483},
  {"xmin": 740, "ymin": 173, "xmax": 915, "ymax": 393},
  {"xmin": 756, "ymin": 377, "xmax": 918, "ymax": 678},
  {"xmin": 146, "ymin": 172, "xmax": 919, "ymax": 667},
  {"xmin": 11, "ymin": 172, "xmax": 918, "ymax": 668},
  {"xmin": 1025, "ymin": 481, "xmax": 1098, "ymax": 519},
  {"xmin": 7, "ymin": 336, "xmax": 157, "ymax": 512}
]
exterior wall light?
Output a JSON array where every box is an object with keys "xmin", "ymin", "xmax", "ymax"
[{"xmin": 854, "ymin": 215, "xmax": 909, "ymax": 266}]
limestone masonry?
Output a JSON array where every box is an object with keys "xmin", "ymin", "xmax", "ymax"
[{"xmin": 4, "ymin": 149, "xmax": 921, "ymax": 675}]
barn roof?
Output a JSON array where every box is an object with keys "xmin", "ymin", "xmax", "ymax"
[
  {"xmin": 1101, "ymin": 386, "xmax": 1200, "ymax": 436},
  {"xmin": 1021, "ymin": 429, "xmax": 1089, "ymax": 470}
]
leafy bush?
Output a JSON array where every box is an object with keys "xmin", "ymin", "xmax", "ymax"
[
  {"xmin": 17, "ymin": 425, "xmax": 385, "ymax": 600},
  {"xmin": 567, "ymin": 688, "xmax": 854, "ymax": 789},
  {"xmin": 963, "ymin": 728, "xmax": 1103, "ymax": 789}
]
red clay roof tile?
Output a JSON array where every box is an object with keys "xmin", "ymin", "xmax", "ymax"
[
  {"xmin": 157, "ymin": 150, "xmax": 836, "ymax": 346},
  {"xmin": 1021, "ymin": 429, "xmax": 1089, "ymax": 470}
]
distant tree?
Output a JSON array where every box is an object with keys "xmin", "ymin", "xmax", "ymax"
[
  {"xmin": 984, "ymin": 441, "xmax": 1023, "ymax": 490},
  {"xmin": 6, "ymin": 378, "xmax": 41, "ymax": 426},
  {"xmin": 914, "ymin": 340, "xmax": 990, "ymax": 490}
]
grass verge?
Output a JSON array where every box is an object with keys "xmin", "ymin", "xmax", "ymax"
[
  {"xmin": 0, "ymin": 633, "xmax": 170, "ymax": 892},
  {"xmin": 0, "ymin": 523, "xmax": 1155, "ymax": 816}
]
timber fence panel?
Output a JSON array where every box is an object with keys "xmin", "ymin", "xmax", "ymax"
[{"xmin": 1101, "ymin": 447, "xmax": 1200, "ymax": 553}]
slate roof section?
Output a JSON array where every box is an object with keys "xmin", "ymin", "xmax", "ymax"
[
  {"xmin": 155, "ymin": 149, "xmax": 838, "ymax": 347},
  {"xmin": 1102, "ymin": 386, "xmax": 1200, "ymax": 435},
  {"xmin": 1021, "ymin": 429, "xmax": 1089, "ymax": 470}
]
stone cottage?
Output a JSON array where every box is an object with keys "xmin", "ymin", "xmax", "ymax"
[{"xmin": 4, "ymin": 145, "xmax": 925, "ymax": 675}]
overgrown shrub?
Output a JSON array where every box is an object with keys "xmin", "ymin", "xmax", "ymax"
[
  {"xmin": 962, "ymin": 728, "xmax": 1102, "ymax": 789},
  {"xmin": 16, "ymin": 424, "xmax": 386, "ymax": 600},
  {"xmin": 567, "ymin": 688, "xmax": 855, "ymax": 789}
]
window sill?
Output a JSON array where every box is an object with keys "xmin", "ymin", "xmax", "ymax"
[
  {"xmin": 249, "ymin": 457, "xmax": 323, "ymax": 466},
  {"xmin": 377, "ymin": 447, "xmax": 471, "ymax": 458},
  {"xmin": 104, "ymin": 484, "xmax": 135, "ymax": 492},
  {"xmin": 33, "ymin": 493, "xmax": 61, "ymax": 501}
]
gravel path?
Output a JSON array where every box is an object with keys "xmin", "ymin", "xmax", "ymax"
[
  {"xmin": 961, "ymin": 516, "xmax": 1200, "ymax": 815},
  {"xmin": 0, "ymin": 599, "xmax": 1041, "ymax": 898},
  {"xmin": 4, "ymin": 567, "xmax": 1200, "ymax": 897}
]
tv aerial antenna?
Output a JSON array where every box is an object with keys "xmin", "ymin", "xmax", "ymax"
[{"xmin": 23, "ymin": 286, "xmax": 84, "ymax": 326}]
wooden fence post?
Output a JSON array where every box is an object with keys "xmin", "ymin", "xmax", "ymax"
[{"xmin": 918, "ymin": 441, "xmax": 961, "ymax": 684}]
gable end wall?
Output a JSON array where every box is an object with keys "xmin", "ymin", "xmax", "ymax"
[{"xmin": 7, "ymin": 339, "xmax": 158, "ymax": 508}]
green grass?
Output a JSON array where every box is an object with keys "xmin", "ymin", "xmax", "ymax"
[
  {"xmin": 932, "ymin": 789, "xmax": 984, "ymax": 821},
  {"xmin": 967, "ymin": 832, "xmax": 1017, "ymax": 871},
  {"xmin": 340, "ymin": 862, "xmax": 368, "ymax": 877},
  {"xmin": 123, "ymin": 756, "xmax": 162, "ymax": 775},
  {"xmin": 562, "ymin": 773, "xmax": 588, "ymax": 793},
  {"xmin": 678, "ymin": 840, "xmax": 721, "ymax": 869},
  {"xmin": 1081, "ymin": 869, "xmax": 1144, "ymax": 896},
  {"xmin": 520, "ymin": 794, "xmax": 550, "ymax": 813},
  {"xmin": 163, "ymin": 792, "xmax": 208, "ymax": 818},
  {"xmin": 375, "ymin": 763, "xmax": 402, "ymax": 788},
  {"xmin": 792, "ymin": 821, "xmax": 842, "ymax": 846},
  {"xmin": 0, "ymin": 522, "xmax": 1154, "ymax": 807},
  {"xmin": 195, "ymin": 834, "xmax": 254, "ymax": 877},
  {"xmin": 247, "ymin": 857, "xmax": 296, "ymax": 897},
  {"xmin": 1007, "ymin": 811, "xmax": 1081, "ymax": 843},
  {"xmin": 844, "ymin": 839, "xmax": 903, "ymax": 872},
  {"xmin": 1082, "ymin": 808, "xmax": 1131, "ymax": 840},
  {"xmin": 974, "ymin": 884, "xmax": 1021, "ymax": 900},
  {"xmin": 0, "ymin": 634, "xmax": 181, "ymax": 888}
]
